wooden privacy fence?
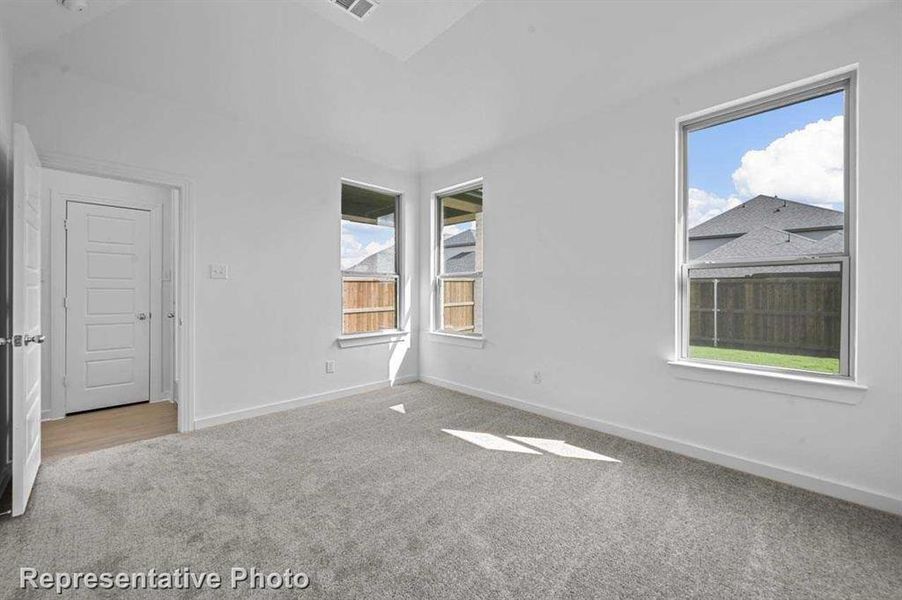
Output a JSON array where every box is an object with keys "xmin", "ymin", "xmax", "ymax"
[
  {"xmin": 442, "ymin": 279, "xmax": 476, "ymax": 333},
  {"xmin": 342, "ymin": 278, "xmax": 396, "ymax": 334},
  {"xmin": 342, "ymin": 277, "xmax": 478, "ymax": 335},
  {"xmin": 689, "ymin": 274, "xmax": 842, "ymax": 357}
]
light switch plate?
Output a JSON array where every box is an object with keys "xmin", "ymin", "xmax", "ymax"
[{"xmin": 209, "ymin": 263, "xmax": 229, "ymax": 279}]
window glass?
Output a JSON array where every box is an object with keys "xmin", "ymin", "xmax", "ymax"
[
  {"xmin": 437, "ymin": 187, "xmax": 483, "ymax": 335},
  {"xmin": 682, "ymin": 84, "xmax": 850, "ymax": 375},
  {"xmin": 341, "ymin": 183, "xmax": 398, "ymax": 334}
]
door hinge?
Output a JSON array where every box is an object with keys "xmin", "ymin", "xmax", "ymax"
[
  {"xmin": 63, "ymin": 296, "xmax": 69, "ymax": 309},
  {"xmin": 62, "ymin": 375, "xmax": 67, "ymax": 388},
  {"xmin": 63, "ymin": 218, "xmax": 69, "ymax": 231}
]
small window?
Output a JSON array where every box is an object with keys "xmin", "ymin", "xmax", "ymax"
[
  {"xmin": 679, "ymin": 74, "xmax": 853, "ymax": 376},
  {"xmin": 340, "ymin": 182, "xmax": 400, "ymax": 335},
  {"xmin": 435, "ymin": 183, "xmax": 483, "ymax": 336}
]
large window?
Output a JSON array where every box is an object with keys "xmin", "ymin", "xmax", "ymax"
[
  {"xmin": 434, "ymin": 182, "xmax": 483, "ymax": 336},
  {"xmin": 679, "ymin": 74, "xmax": 854, "ymax": 376},
  {"xmin": 340, "ymin": 182, "xmax": 400, "ymax": 335}
]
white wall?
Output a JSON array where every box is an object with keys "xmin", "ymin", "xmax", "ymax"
[
  {"xmin": 14, "ymin": 65, "xmax": 419, "ymax": 425},
  {"xmin": 419, "ymin": 6, "xmax": 902, "ymax": 513}
]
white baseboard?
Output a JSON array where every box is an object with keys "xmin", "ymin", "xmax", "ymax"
[
  {"xmin": 194, "ymin": 374, "xmax": 419, "ymax": 430},
  {"xmin": 420, "ymin": 374, "xmax": 902, "ymax": 516},
  {"xmin": 41, "ymin": 410, "xmax": 62, "ymax": 422}
]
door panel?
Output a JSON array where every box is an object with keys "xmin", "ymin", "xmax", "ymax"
[
  {"xmin": 12, "ymin": 124, "xmax": 42, "ymax": 517},
  {"xmin": 66, "ymin": 202, "xmax": 151, "ymax": 413}
]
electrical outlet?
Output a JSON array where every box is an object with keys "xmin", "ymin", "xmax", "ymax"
[
  {"xmin": 533, "ymin": 371, "xmax": 542, "ymax": 384},
  {"xmin": 325, "ymin": 360, "xmax": 336, "ymax": 374},
  {"xmin": 209, "ymin": 263, "xmax": 229, "ymax": 279}
]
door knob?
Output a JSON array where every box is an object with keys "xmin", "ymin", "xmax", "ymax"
[
  {"xmin": 24, "ymin": 334, "xmax": 45, "ymax": 345},
  {"xmin": 167, "ymin": 312, "xmax": 175, "ymax": 319},
  {"xmin": 137, "ymin": 313, "xmax": 148, "ymax": 321}
]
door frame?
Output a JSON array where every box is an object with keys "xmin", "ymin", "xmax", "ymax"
[
  {"xmin": 51, "ymin": 192, "xmax": 164, "ymax": 416},
  {"xmin": 0, "ymin": 125, "xmax": 12, "ymax": 511},
  {"xmin": 40, "ymin": 152, "xmax": 196, "ymax": 433}
]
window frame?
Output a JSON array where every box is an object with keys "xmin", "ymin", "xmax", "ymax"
[
  {"xmin": 338, "ymin": 178, "xmax": 405, "ymax": 342},
  {"xmin": 432, "ymin": 178, "xmax": 484, "ymax": 340},
  {"xmin": 675, "ymin": 69, "xmax": 857, "ymax": 380}
]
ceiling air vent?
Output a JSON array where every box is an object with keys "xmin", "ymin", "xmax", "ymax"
[{"xmin": 331, "ymin": 0, "xmax": 378, "ymax": 20}]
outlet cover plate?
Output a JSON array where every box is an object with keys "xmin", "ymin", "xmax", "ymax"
[{"xmin": 210, "ymin": 264, "xmax": 229, "ymax": 279}]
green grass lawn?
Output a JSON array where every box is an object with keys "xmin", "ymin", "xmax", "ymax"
[{"xmin": 689, "ymin": 346, "xmax": 840, "ymax": 374}]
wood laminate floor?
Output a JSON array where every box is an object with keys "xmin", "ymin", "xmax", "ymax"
[{"xmin": 42, "ymin": 401, "xmax": 178, "ymax": 461}]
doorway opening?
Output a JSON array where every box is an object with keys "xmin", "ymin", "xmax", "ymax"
[{"xmin": 41, "ymin": 168, "xmax": 181, "ymax": 460}]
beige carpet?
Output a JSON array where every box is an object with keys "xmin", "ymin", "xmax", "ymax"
[{"xmin": 2, "ymin": 382, "xmax": 900, "ymax": 598}]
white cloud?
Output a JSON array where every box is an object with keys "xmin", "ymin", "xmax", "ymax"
[
  {"xmin": 687, "ymin": 187, "xmax": 741, "ymax": 228},
  {"xmin": 340, "ymin": 222, "xmax": 394, "ymax": 269},
  {"xmin": 341, "ymin": 237, "xmax": 393, "ymax": 269},
  {"xmin": 731, "ymin": 115, "xmax": 843, "ymax": 206},
  {"xmin": 442, "ymin": 222, "xmax": 474, "ymax": 239}
]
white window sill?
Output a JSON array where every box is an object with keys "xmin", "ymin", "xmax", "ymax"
[
  {"xmin": 427, "ymin": 331, "xmax": 485, "ymax": 349},
  {"xmin": 667, "ymin": 359, "xmax": 867, "ymax": 404},
  {"xmin": 337, "ymin": 331, "xmax": 409, "ymax": 349}
]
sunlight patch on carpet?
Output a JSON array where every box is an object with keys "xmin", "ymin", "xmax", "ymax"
[
  {"xmin": 508, "ymin": 436, "xmax": 620, "ymax": 462},
  {"xmin": 441, "ymin": 429, "xmax": 541, "ymax": 454}
]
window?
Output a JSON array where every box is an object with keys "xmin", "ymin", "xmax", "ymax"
[
  {"xmin": 679, "ymin": 73, "xmax": 854, "ymax": 377},
  {"xmin": 340, "ymin": 181, "xmax": 401, "ymax": 335},
  {"xmin": 434, "ymin": 182, "xmax": 483, "ymax": 336}
]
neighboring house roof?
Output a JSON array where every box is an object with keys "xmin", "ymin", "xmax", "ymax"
[
  {"xmin": 692, "ymin": 229, "xmax": 845, "ymax": 278},
  {"xmin": 689, "ymin": 195, "xmax": 843, "ymax": 239},
  {"xmin": 808, "ymin": 231, "xmax": 845, "ymax": 255},
  {"xmin": 441, "ymin": 229, "xmax": 477, "ymax": 273},
  {"xmin": 445, "ymin": 250, "xmax": 475, "ymax": 273},
  {"xmin": 444, "ymin": 229, "xmax": 475, "ymax": 248},
  {"xmin": 345, "ymin": 245, "xmax": 395, "ymax": 274},
  {"xmin": 344, "ymin": 229, "xmax": 479, "ymax": 275},
  {"xmin": 696, "ymin": 226, "xmax": 842, "ymax": 262},
  {"xmin": 689, "ymin": 195, "xmax": 845, "ymax": 276}
]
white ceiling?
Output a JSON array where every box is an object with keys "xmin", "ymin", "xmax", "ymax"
[
  {"xmin": 302, "ymin": 0, "xmax": 483, "ymax": 62},
  {"xmin": 0, "ymin": 0, "xmax": 129, "ymax": 57},
  {"xmin": 0, "ymin": 0, "xmax": 882, "ymax": 171}
]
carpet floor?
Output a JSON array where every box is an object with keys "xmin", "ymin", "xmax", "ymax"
[{"xmin": 2, "ymin": 382, "xmax": 900, "ymax": 599}]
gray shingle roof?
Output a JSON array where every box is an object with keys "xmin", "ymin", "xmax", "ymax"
[
  {"xmin": 808, "ymin": 231, "xmax": 845, "ymax": 255},
  {"xmin": 444, "ymin": 229, "xmax": 475, "ymax": 247},
  {"xmin": 692, "ymin": 229, "xmax": 844, "ymax": 278},
  {"xmin": 696, "ymin": 226, "xmax": 817, "ymax": 262},
  {"xmin": 444, "ymin": 250, "xmax": 475, "ymax": 273},
  {"xmin": 345, "ymin": 245, "xmax": 395, "ymax": 275},
  {"xmin": 689, "ymin": 195, "xmax": 843, "ymax": 239}
]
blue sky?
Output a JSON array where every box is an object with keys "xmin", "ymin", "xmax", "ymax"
[
  {"xmin": 687, "ymin": 91, "xmax": 844, "ymax": 227},
  {"xmin": 689, "ymin": 92, "xmax": 843, "ymax": 197}
]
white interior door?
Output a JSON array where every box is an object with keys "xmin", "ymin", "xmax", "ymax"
[
  {"xmin": 12, "ymin": 124, "xmax": 43, "ymax": 517},
  {"xmin": 65, "ymin": 202, "xmax": 151, "ymax": 413}
]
